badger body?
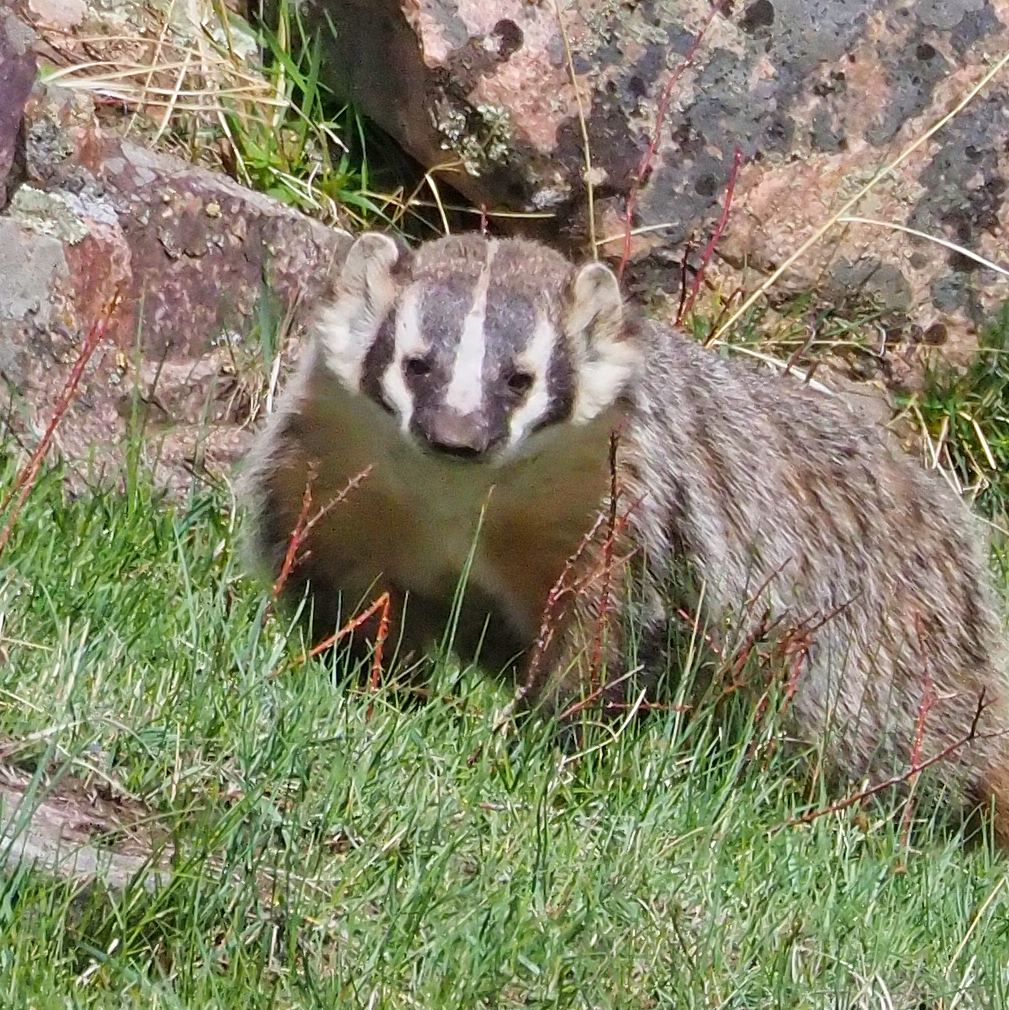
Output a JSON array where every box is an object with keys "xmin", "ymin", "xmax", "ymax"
[
  {"xmin": 242, "ymin": 232, "xmax": 1009, "ymax": 837},
  {"xmin": 252, "ymin": 337, "xmax": 618, "ymax": 670}
]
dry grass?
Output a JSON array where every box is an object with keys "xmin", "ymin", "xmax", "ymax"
[{"xmin": 36, "ymin": 0, "xmax": 386, "ymax": 226}]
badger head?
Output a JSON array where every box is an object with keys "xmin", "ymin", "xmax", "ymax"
[{"xmin": 315, "ymin": 232, "xmax": 643, "ymax": 463}]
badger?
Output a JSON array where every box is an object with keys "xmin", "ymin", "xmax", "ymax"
[{"xmin": 242, "ymin": 231, "xmax": 1009, "ymax": 839}]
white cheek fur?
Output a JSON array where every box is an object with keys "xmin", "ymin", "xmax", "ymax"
[
  {"xmin": 316, "ymin": 302, "xmax": 377, "ymax": 391},
  {"xmin": 571, "ymin": 341, "xmax": 640, "ymax": 424}
]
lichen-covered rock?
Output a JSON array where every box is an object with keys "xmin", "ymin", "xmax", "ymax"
[
  {"xmin": 0, "ymin": 86, "xmax": 352, "ymax": 492},
  {"xmin": 0, "ymin": 13, "xmax": 37, "ymax": 210},
  {"xmin": 308, "ymin": 0, "xmax": 1009, "ymax": 373}
]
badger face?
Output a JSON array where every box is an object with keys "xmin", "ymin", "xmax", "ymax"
[{"xmin": 316, "ymin": 233, "xmax": 642, "ymax": 464}]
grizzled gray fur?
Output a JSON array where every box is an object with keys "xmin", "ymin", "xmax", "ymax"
[{"xmin": 621, "ymin": 323, "xmax": 1009, "ymax": 828}]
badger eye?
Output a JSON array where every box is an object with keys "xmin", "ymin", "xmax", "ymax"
[
  {"xmin": 506, "ymin": 371, "xmax": 534, "ymax": 396},
  {"xmin": 404, "ymin": 356, "xmax": 432, "ymax": 379}
]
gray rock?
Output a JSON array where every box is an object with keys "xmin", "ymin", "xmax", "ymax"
[
  {"xmin": 302, "ymin": 0, "xmax": 1009, "ymax": 369},
  {"xmin": 0, "ymin": 13, "xmax": 37, "ymax": 210}
]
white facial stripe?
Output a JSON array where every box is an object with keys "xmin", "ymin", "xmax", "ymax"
[
  {"xmin": 444, "ymin": 245, "xmax": 495, "ymax": 413},
  {"xmin": 381, "ymin": 287, "xmax": 425, "ymax": 431},
  {"xmin": 507, "ymin": 313, "xmax": 557, "ymax": 447}
]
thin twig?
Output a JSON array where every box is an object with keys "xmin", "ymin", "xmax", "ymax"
[
  {"xmin": 518, "ymin": 512, "xmax": 609, "ymax": 708},
  {"xmin": 282, "ymin": 582, "xmax": 394, "ymax": 719},
  {"xmin": 838, "ymin": 216, "xmax": 1009, "ymax": 279},
  {"xmin": 782, "ymin": 316, "xmax": 819, "ymax": 377},
  {"xmin": 0, "ymin": 291, "xmax": 122, "ymax": 559},
  {"xmin": 558, "ymin": 668, "xmax": 641, "ymax": 722},
  {"xmin": 588, "ymin": 431, "xmax": 623, "ymax": 686}
]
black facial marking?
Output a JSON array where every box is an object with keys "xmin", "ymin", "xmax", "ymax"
[
  {"xmin": 504, "ymin": 370, "xmax": 534, "ymax": 397},
  {"xmin": 360, "ymin": 313, "xmax": 396, "ymax": 413},
  {"xmin": 404, "ymin": 244, "xmax": 577, "ymax": 454},
  {"xmin": 482, "ymin": 283, "xmax": 543, "ymax": 435},
  {"xmin": 419, "ymin": 279, "xmax": 473, "ymax": 373},
  {"xmin": 406, "ymin": 280, "xmax": 479, "ymax": 407},
  {"xmin": 404, "ymin": 356, "xmax": 433, "ymax": 379},
  {"xmin": 532, "ymin": 338, "xmax": 576, "ymax": 432},
  {"xmin": 484, "ymin": 286, "xmax": 536, "ymax": 360}
]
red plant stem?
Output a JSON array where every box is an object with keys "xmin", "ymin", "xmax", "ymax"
[
  {"xmin": 705, "ymin": 286, "xmax": 746, "ymax": 338},
  {"xmin": 303, "ymin": 590, "xmax": 392, "ymax": 719},
  {"xmin": 0, "ymin": 292, "xmax": 121, "ymax": 560},
  {"xmin": 271, "ymin": 465, "xmax": 372, "ymax": 602},
  {"xmin": 909, "ymin": 678, "xmax": 935, "ymax": 776},
  {"xmin": 617, "ymin": 3, "xmax": 724, "ymax": 280},
  {"xmin": 368, "ymin": 593, "xmax": 392, "ymax": 693},
  {"xmin": 272, "ymin": 469, "xmax": 318, "ymax": 600},
  {"xmin": 518, "ymin": 511, "xmax": 609, "ymax": 708},
  {"xmin": 678, "ymin": 146, "xmax": 742, "ymax": 324},
  {"xmin": 558, "ymin": 668, "xmax": 639, "ymax": 722},
  {"xmin": 302, "ymin": 467, "xmax": 371, "ymax": 540},
  {"xmin": 675, "ymin": 242, "xmax": 693, "ymax": 324},
  {"xmin": 303, "ymin": 589, "xmax": 392, "ymax": 670},
  {"xmin": 787, "ymin": 691, "xmax": 990, "ymax": 830},
  {"xmin": 781, "ymin": 646, "xmax": 809, "ymax": 711}
]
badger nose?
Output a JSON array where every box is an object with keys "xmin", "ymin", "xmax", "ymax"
[{"xmin": 422, "ymin": 410, "xmax": 492, "ymax": 459}]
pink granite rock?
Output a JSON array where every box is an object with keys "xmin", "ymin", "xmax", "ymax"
[
  {"xmin": 308, "ymin": 0, "xmax": 1009, "ymax": 373},
  {"xmin": 1, "ymin": 86, "xmax": 352, "ymax": 492}
]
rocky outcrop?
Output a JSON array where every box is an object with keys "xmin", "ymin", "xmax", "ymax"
[
  {"xmin": 0, "ymin": 70, "xmax": 352, "ymax": 492},
  {"xmin": 0, "ymin": 11, "xmax": 36, "ymax": 210},
  {"xmin": 308, "ymin": 0, "xmax": 1009, "ymax": 373}
]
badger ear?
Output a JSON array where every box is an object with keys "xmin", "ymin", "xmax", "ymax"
[
  {"xmin": 339, "ymin": 232, "xmax": 401, "ymax": 308},
  {"xmin": 566, "ymin": 261, "xmax": 641, "ymax": 423},
  {"xmin": 317, "ymin": 233, "xmax": 403, "ymax": 388},
  {"xmin": 567, "ymin": 261, "xmax": 624, "ymax": 344}
]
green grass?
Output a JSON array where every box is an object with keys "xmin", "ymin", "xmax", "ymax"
[
  {"xmin": 903, "ymin": 303, "xmax": 1009, "ymax": 524},
  {"xmin": 0, "ymin": 446, "xmax": 1008, "ymax": 1008},
  {"xmin": 210, "ymin": 0, "xmax": 451, "ymax": 236},
  {"xmin": 219, "ymin": 0, "xmax": 386, "ymax": 227}
]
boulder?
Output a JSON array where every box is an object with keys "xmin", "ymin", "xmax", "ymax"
[
  {"xmin": 307, "ymin": 0, "xmax": 1009, "ymax": 375},
  {"xmin": 1, "ymin": 84, "xmax": 352, "ymax": 493}
]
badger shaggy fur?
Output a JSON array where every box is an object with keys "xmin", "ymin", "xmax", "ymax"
[{"xmin": 242, "ymin": 232, "xmax": 1009, "ymax": 839}]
